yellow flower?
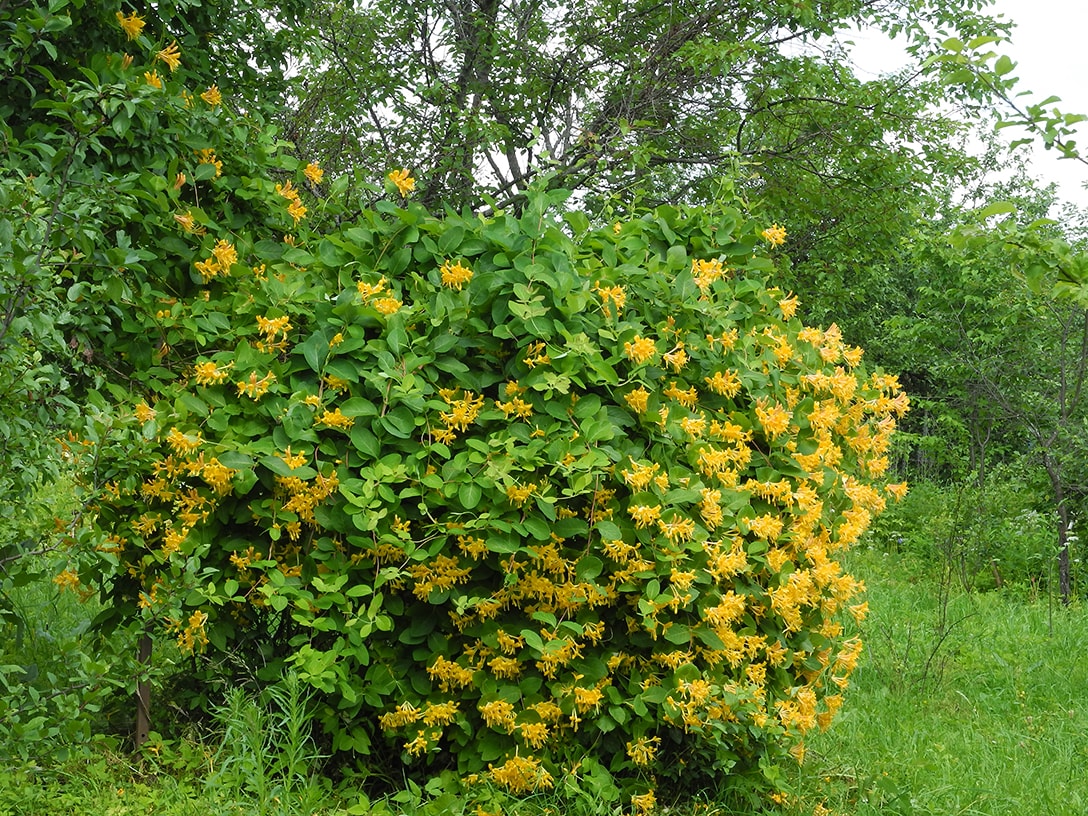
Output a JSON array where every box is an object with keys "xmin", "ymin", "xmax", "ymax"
[
  {"xmin": 156, "ymin": 41, "xmax": 182, "ymax": 72},
  {"xmin": 133, "ymin": 401, "xmax": 157, "ymax": 423},
  {"xmin": 304, "ymin": 162, "xmax": 324, "ymax": 184},
  {"xmin": 172, "ymin": 211, "xmax": 204, "ymax": 234},
  {"xmin": 573, "ymin": 685, "xmax": 603, "ymax": 712},
  {"xmin": 479, "ymin": 699, "xmax": 516, "ymax": 730},
  {"xmin": 778, "ymin": 293, "xmax": 800, "ymax": 320},
  {"xmin": 886, "ymin": 481, "xmax": 909, "ymax": 500},
  {"xmin": 287, "ymin": 198, "xmax": 307, "ymax": 223},
  {"xmin": 624, "ymin": 386, "xmax": 650, "ymax": 414},
  {"xmin": 193, "ymin": 360, "xmax": 229, "ymax": 386},
  {"xmin": 275, "ymin": 180, "xmax": 300, "ymax": 201},
  {"xmin": 388, "ymin": 168, "xmax": 415, "ymax": 196},
  {"xmin": 373, "ymin": 296, "xmax": 402, "ymax": 316},
  {"xmin": 144, "ymin": 70, "xmax": 162, "ymax": 89},
  {"xmin": 211, "ymin": 239, "xmax": 237, "ymax": 270},
  {"xmin": 236, "ymin": 371, "xmax": 277, "ymax": 399},
  {"xmin": 116, "ymin": 11, "xmax": 145, "ymax": 40},
  {"xmin": 624, "ymin": 335, "xmax": 657, "ymax": 365},
  {"xmin": 196, "ymin": 148, "xmax": 222, "ymax": 178},
  {"xmin": 200, "ymin": 85, "xmax": 222, "ymax": 107},
  {"xmin": 628, "ymin": 504, "xmax": 662, "ymax": 529},
  {"xmin": 506, "ymin": 482, "xmax": 535, "ymax": 507},
  {"xmin": 317, "ymin": 408, "xmax": 354, "ymax": 430},
  {"xmin": 691, "ymin": 257, "xmax": 726, "ymax": 292},
  {"xmin": 626, "ymin": 736, "xmax": 660, "ymax": 767},
  {"xmin": 662, "ymin": 342, "xmax": 688, "ymax": 372},
  {"xmin": 761, "ymin": 223, "xmax": 787, "ymax": 246},
  {"xmin": 440, "ymin": 259, "xmax": 473, "ymax": 290},
  {"xmin": 631, "ymin": 790, "xmax": 656, "ymax": 815},
  {"xmin": 53, "ymin": 568, "xmax": 81, "ymax": 593},
  {"xmin": 755, "ymin": 399, "xmax": 792, "ymax": 437}
]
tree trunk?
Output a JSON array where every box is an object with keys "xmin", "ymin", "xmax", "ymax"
[{"xmin": 135, "ymin": 632, "xmax": 152, "ymax": 748}]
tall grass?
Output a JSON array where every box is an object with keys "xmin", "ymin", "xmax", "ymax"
[{"xmin": 794, "ymin": 550, "xmax": 1088, "ymax": 816}]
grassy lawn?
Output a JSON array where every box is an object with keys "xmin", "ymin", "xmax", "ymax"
[{"xmin": 794, "ymin": 551, "xmax": 1088, "ymax": 816}]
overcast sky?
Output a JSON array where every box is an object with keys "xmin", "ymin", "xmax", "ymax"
[{"xmin": 850, "ymin": 0, "xmax": 1088, "ymax": 209}]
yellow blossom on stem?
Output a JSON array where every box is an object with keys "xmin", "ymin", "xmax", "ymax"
[
  {"xmin": 193, "ymin": 360, "xmax": 230, "ymax": 386},
  {"xmin": 317, "ymin": 408, "xmax": 354, "ymax": 430},
  {"xmin": 144, "ymin": 70, "xmax": 162, "ymax": 89},
  {"xmin": 177, "ymin": 610, "xmax": 209, "ymax": 653},
  {"xmin": 628, "ymin": 503, "xmax": 662, "ymax": 529},
  {"xmin": 624, "ymin": 335, "xmax": 657, "ymax": 365},
  {"xmin": 211, "ymin": 239, "xmax": 237, "ymax": 269},
  {"xmin": 196, "ymin": 148, "xmax": 222, "ymax": 177},
  {"xmin": 624, "ymin": 386, "xmax": 650, "ymax": 414},
  {"xmin": 761, "ymin": 223, "xmax": 787, "ymax": 246},
  {"xmin": 156, "ymin": 41, "xmax": 182, "ymax": 72},
  {"xmin": 200, "ymin": 85, "xmax": 222, "ymax": 107},
  {"xmin": 626, "ymin": 735, "xmax": 660, "ymax": 767},
  {"xmin": 236, "ymin": 371, "xmax": 276, "ymax": 399},
  {"xmin": 53, "ymin": 568, "xmax": 81, "ymax": 593},
  {"xmin": 755, "ymin": 398, "xmax": 792, "ymax": 437},
  {"xmin": 133, "ymin": 401, "xmax": 157, "ymax": 423},
  {"xmin": 631, "ymin": 790, "xmax": 656, "ymax": 815},
  {"xmin": 778, "ymin": 292, "xmax": 800, "ymax": 320},
  {"xmin": 388, "ymin": 168, "xmax": 415, "ymax": 196},
  {"xmin": 373, "ymin": 296, "xmax": 402, "ymax": 316},
  {"xmin": 287, "ymin": 198, "xmax": 307, "ymax": 223},
  {"xmin": 116, "ymin": 11, "xmax": 145, "ymax": 40},
  {"xmin": 304, "ymin": 162, "xmax": 324, "ymax": 184},
  {"xmin": 440, "ymin": 259, "xmax": 473, "ymax": 290},
  {"xmin": 478, "ymin": 699, "xmax": 516, "ymax": 730}
]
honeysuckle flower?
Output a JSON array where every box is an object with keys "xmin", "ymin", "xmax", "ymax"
[
  {"xmin": 761, "ymin": 223, "xmax": 787, "ymax": 246},
  {"xmin": 440, "ymin": 259, "xmax": 473, "ymax": 290},
  {"xmin": 156, "ymin": 41, "xmax": 182, "ymax": 72},
  {"xmin": 388, "ymin": 168, "xmax": 415, "ymax": 196},
  {"xmin": 116, "ymin": 11, "xmax": 145, "ymax": 40},
  {"xmin": 144, "ymin": 70, "xmax": 162, "ymax": 89},
  {"xmin": 304, "ymin": 162, "xmax": 324, "ymax": 184},
  {"xmin": 200, "ymin": 85, "xmax": 222, "ymax": 106}
]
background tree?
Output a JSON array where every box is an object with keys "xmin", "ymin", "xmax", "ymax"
[{"xmin": 286, "ymin": 0, "xmax": 1007, "ymax": 212}]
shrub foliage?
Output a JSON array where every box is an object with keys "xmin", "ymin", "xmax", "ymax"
[{"xmin": 10, "ymin": 2, "xmax": 908, "ymax": 804}]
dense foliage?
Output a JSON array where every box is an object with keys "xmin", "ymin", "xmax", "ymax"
[{"xmin": 3, "ymin": 0, "xmax": 1088, "ymax": 812}]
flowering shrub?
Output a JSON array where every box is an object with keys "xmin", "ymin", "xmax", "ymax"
[
  {"xmin": 84, "ymin": 175, "xmax": 906, "ymax": 804},
  {"xmin": 22, "ymin": 4, "xmax": 907, "ymax": 806}
]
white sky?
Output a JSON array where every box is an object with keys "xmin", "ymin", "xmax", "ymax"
[{"xmin": 850, "ymin": 0, "xmax": 1088, "ymax": 210}]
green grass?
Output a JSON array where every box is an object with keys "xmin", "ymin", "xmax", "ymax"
[
  {"xmin": 793, "ymin": 550, "xmax": 1088, "ymax": 816},
  {"xmin": 3, "ymin": 545, "xmax": 1087, "ymax": 816}
]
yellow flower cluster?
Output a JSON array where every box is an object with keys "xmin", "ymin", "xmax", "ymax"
[
  {"xmin": 116, "ymin": 11, "xmax": 145, "ymax": 40},
  {"xmin": 440, "ymin": 259, "xmax": 473, "ymax": 290},
  {"xmin": 593, "ymin": 281, "xmax": 626, "ymax": 317},
  {"xmin": 761, "ymin": 223, "xmax": 787, "ymax": 246},
  {"xmin": 200, "ymin": 85, "xmax": 221, "ymax": 107},
  {"xmin": 275, "ymin": 180, "xmax": 307, "ymax": 224},
  {"xmin": 624, "ymin": 335, "xmax": 657, "ymax": 365},
  {"xmin": 691, "ymin": 257, "xmax": 726, "ymax": 292},
  {"xmin": 176, "ymin": 609, "xmax": 208, "ymax": 654},
  {"xmin": 356, "ymin": 276, "xmax": 403, "ymax": 316},
  {"xmin": 431, "ymin": 388, "xmax": 485, "ymax": 444},
  {"xmin": 487, "ymin": 755, "xmax": 553, "ymax": 794},
  {"xmin": 192, "ymin": 360, "xmax": 230, "ymax": 386},
  {"xmin": 255, "ymin": 314, "xmax": 291, "ymax": 353},
  {"xmin": 194, "ymin": 238, "xmax": 236, "ymax": 282},
  {"xmin": 388, "ymin": 168, "xmax": 415, "ymax": 196},
  {"xmin": 196, "ymin": 148, "xmax": 222, "ymax": 178}
]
